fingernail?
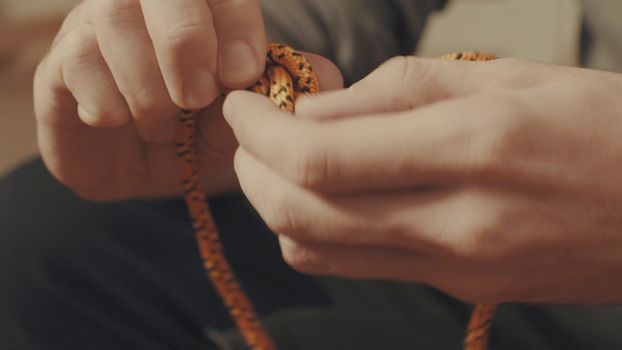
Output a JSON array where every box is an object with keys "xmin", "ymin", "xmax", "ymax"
[
  {"xmin": 183, "ymin": 67, "xmax": 218, "ymax": 109},
  {"xmin": 77, "ymin": 105, "xmax": 98, "ymax": 125},
  {"xmin": 220, "ymin": 40, "xmax": 258, "ymax": 86},
  {"xmin": 150, "ymin": 119, "xmax": 178, "ymax": 143}
]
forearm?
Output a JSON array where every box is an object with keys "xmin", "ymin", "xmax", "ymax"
[{"xmin": 261, "ymin": 0, "xmax": 446, "ymax": 84}]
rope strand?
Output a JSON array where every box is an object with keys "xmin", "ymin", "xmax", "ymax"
[{"xmin": 177, "ymin": 44, "xmax": 496, "ymax": 350}]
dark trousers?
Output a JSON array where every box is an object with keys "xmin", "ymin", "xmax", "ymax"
[
  {"xmin": 0, "ymin": 160, "xmax": 331, "ymax": 349},
  {"xmin": 3, "ymin": 159, "xmax": 622, "ymax": 350}
]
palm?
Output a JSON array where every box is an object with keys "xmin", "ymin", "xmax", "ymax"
[{"xmin": 39, "ymin": 99, "xmax": 237, "ymax": 201}]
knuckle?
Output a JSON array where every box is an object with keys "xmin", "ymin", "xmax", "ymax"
[
  {"xmin": 161, "ymin": 22, "xmax": 207, "ymax": 52},
  {"xmin": 468, "ymin": 97, "xmax": 528, "ymax": 175},
  {"xmin": 63, "ymin": 26, "xmax": 99, "ymax": 65},
  {"xmin": 280, "ymin": 241, "xmax": 324, "ymax": 274},
  {"xmin": 367, "ymin": 56, "xmax": 417, "ymax": 110},
  {"xmin": 384, "ymin": 58, "xmax": 414, "ymax": 110},
  {"xmin": 292, "ymin": 140, "xmax": 328, "ymax": 189},
  {"xmin": 489, "ymin": 59, "xmax": 542, "ymax": 88},
  {"xmin": 377, "ymin": 217, "xmax": 411, "ymax": 245},
  {"xmin": 97, "ymin": 0, "xmax": 137, "ymax": 19},
  {"xmin": 394, "ymin": 56, "xmax": 437, "ymax": 99},
  {"xmin": 394, "ymin": 56, "xmax": 431, "ymax": 89},
  {"xmin": 263, "ymin": 190, "xmax": 299, "ymax": 236},
  {"xmin": 379, "ymin": 55, "xmax": 412, "ymax": 78},
  {"xmin": 365, "ymin": 55, "xmax": 443, "ymax": 110},
  {"xmin": 454, "ymin": 221, "xmax": 499, "ymax": 263},
  {"xmin": 444, "ymin": 191, "xmax": 506, "ymax": 263}
]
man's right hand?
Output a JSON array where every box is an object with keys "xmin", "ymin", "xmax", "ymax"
[{"xmin": 34, "ymin": 0, "xmax": 343, "ymax": 201}]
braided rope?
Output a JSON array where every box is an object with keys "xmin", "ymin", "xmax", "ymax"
[{"xmin": 177, "ymin": 44, "xmax": 496, "ymax": 350}]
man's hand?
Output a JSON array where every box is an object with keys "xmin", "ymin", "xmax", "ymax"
[
  {"xmin": 224, "ymin": 56, "xmax": 622, "ymax": 304},
  {"xmin": 34, "ymin": 0, "xmax": 343, "ymax": 200}
]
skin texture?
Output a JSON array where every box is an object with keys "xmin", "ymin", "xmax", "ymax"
[
  {"xmin": 33, "ymin": 0, "xmax": 343, "ymax": 201},
  {"xmin": 224, "ymin": 56, "xmax": 622, "ymax": 305}
]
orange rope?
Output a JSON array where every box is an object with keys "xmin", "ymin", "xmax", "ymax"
[
  {"xmin": 175, "ymin": 43, "xmax": 318, "ymax": 350},
  {"xmin": 440, "ymin": 52, "xmax": 498, "ymax": 350},
  {"xmin": 176, "ymin": 44, "xmax": 496, "ymax": 350}
]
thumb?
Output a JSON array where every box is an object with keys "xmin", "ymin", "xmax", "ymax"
[{"xmin": 296, "ymin": 55, "xmax": 472, "ymax": 120}]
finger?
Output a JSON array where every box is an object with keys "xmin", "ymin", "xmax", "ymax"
[
  {"xmin": 234, "ymin": 146, "xmax": 490, "ymax": 254},
  {"xmin": 36, "ymin": 2, "xmax": 98, "ymax": 130},
  {"xmin": 206, "ymin": 0, "xmax": 265, "ymax": 88},
  {"xmin": 279, "ymin": 236, "xmax": 434, "ymax": 282},
  {"xmin": 90, "ymin": 0, "xmax": 180, "ymax": 143},
  {"xmin": 225, "ymin": 90, "xmax": 512, "ymax": 192},
  {"xmin": 234, "ymin": 147, "xmax": 400, "ymax": 247},
  {"xmin": 55, "ymin": 24, "xmax": 132, "ymax": 127},
  {"xmin": 235, "ymin": 145, "xmax": 515, "ymax": 293},
  {"xmin": 34, "ymin": 37, "xmax": 130, "ymax": 198},
  {"xmin": 278, "ymin": 236, "xmax": 505, "ymax": 303},
  {"xmin": 235, "ymin": 151, "xmax": 508, "ymax": 294},
  {"xmin": 139, "ymin": 0, "xmax": 219, "ymax": 109}
]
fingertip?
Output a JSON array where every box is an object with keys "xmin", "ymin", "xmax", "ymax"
[
  {"xmin": 224, "ymin": 89, "xmax": 275, "ymax": 121},
  {"xmin": 219, "ymin": 39, "xmax": 265, "ymax": 88},
  {"xmin": 304, "ymin": 53, "xmax": 344, "ymax": 91},
  {"xmin": 223, "ymin": 90, "xmax": 251, "ymax": 124},
  {"xmin": 77, "ymin": 104, "xmax": 130, "ymax": 128},
  {"xmin": 177, "ymin": 67, "xmax": 220, "ymax": 109}
]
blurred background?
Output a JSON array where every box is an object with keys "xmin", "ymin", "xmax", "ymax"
[{"xmin": 0, "ymin": 0, "xmax": 616, "ymax": 178}]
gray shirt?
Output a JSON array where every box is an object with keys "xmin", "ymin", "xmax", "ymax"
[
  {"xmin": 261, "ymin": 0, "xmax": 621, "ymax": 85},
  {"xmin": 582, "ymin": 0, "xmax": 622, "ymax": 72},
  {"xmin": 261, "ymin": 0, "xmax": 446, "ymax": 84}
]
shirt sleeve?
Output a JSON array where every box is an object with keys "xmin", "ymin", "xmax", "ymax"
[{"xmin": 261, "ymin": 0, "xmax": 446, "ymax": 84}]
